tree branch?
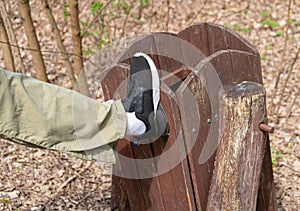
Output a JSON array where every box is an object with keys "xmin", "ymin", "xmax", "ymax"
[
  {"xmin": 0, "ymin": 0, "xmax": 25, "ymax": 73},
  {"xmin": 42, "ymin": 0, "xmax": 76, "ymax": 87},
  {"xmin": 0, "ymin": 12, "xmax": 15, "ymax": 72}
]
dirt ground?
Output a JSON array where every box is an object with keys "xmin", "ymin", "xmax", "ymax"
[{"xmin": 0, "ymin": 0, "xmax": 299, "ymax": 210}]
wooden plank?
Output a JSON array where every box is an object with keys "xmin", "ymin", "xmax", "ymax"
[
  {"xmin": 124, "ymin": 33, "xmax": 196, "ymax": 210},
  {"xmin": 124, "ymin": 35, "xmax": 166, "ymax": 210},
  {"xmin": 206, "ymin": 82, "xmax": 267, "ymax": 210},
  {"xmin": 152, "ymin": 34, "xmax": 198, "ymax": 210},
  {"xmin": 152, "ymin": 85, "xmax": 196, "ymax": 211},
  {"xmin": 128, "ymin": 62, "xmax": 194, "ymax": 210},
  {"xmin": 256, "ymin": 136, "xmax": 277, "ymax": 210},
  {"xmin": 113, "ymin": 142, "xmax": 148, "ymax": 211},
  {"xmin": 128, "ymin": 144, "xmax": 166, "ymax": 211},
  {"xmin": 176, "ymin": 72, "xmax": 213, "ymax": 211},
  {"xmin": 100, "ymin": 65, "xmax": 128, "ymax": 101},
  {"xmin": 161, "ymin": 66, "xmax": 191, "ymax": 87},
  {"xmin": 207, "ymin": 23, "xmax": 228, "ymax": 54},
  {"xmin": 225, "ymin": 27, "xmax": 258, "ymax": 55},
  {"xmin": 176, "ymin": 49, "xmax": 243, "ymax": 209},
  {"xmin": 178, "ymin": 23, "xmax": 210, "ymax": 57},
  {"xmin": 117, "ymin": 35, "xmax": 185, "ymax": 210},
  {"xmin": 200, "ymin": 50, "xmax": 233, "ymax": 86},
  {"xmin": 229, "ymin": 50, "xmax": 262, "ymax": 84},
  {"xmin": 101, "ymin": 65, "xmax": 148, "ymax": 211},
  {"xmin": 153, "ymin": 32, "xmax": 184, "ymax": 73},
  {"xmin": 114, "ymin": 35, "xmax": 183, "ymax": 210}
]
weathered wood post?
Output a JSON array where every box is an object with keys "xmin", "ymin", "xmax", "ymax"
[{"xmin": 207, "ymin": 81, "xmax": 270, "ymax": 210}]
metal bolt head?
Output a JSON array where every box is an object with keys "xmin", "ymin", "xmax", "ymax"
[
  {"xmin": 207, "ymin": 119, "xmax": 212, "ymax": 124},
  {"xmin": 192, "ymin": 128, "xmax": 197, "ymax": 133}
]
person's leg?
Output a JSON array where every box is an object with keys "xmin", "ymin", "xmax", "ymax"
[
  {"xmin": 0, "ymin": 53, "xmax": 169, "ymax": 163},
  {"xmin": 0, "ymin": 68, "xmax": 126, "ymax": 163}
]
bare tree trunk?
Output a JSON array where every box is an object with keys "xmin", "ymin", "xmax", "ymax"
[
  {"xmin": 42, "ymin": 0, "xmax": 76, "ymax": 87},
  {"xmin": 69, "ymin": 0, "xmax": 82, "ymax": 75},
  {"xmin": 0, "ymin": 0, "xmax": 25, "ymax": 73},
  {"xmin": 69, "ymin": 0, "xmax": 89, "ymax": 96},
  {"xmin": 0, "ymin": 13, "xmax": 15, "ymax": 72},
  {"xmin": 18, "ymin": 0, "xmax": 49, "ymax": 82}
]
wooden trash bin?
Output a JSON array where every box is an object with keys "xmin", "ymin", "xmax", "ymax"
[{"xmin": 100, "ymin": 23, "xmax": 276, "ymax": 211}]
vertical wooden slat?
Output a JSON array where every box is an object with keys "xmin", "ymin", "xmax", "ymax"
[
  {"xmin": 256, "ymin": 136, "xmax": 277, "ymax": 211},
  {"xmin": 153, "ymin": 34, "xmax": 197, "ymax": 210},
  {"xmin": 126, "ymin": 35, "xmax": 166, "ymax": 210},
  {"xmin": 101, "ymin": 65, "xmax": 147, "ymax": 211},
  {"xmin": 224, "ymin": 27, "xmax": 258, "ymax": 55},
  {"xmin": 207, "ymin": 23, "xmax": 228, "ymax": 54},
  {"xmin": 229, "ymin": 50, "xmax": 262, "ymax": 84},
  {"xmin": 176, "ymin": 73, "xmax": 212, "ymax": 211},
  {"xmin": 178, "ymin": 23, "xmax": 210, "ymax": 57},
  {"xmin": 152, "ymin": 85, "xmax": 196, "ymax": 211}
]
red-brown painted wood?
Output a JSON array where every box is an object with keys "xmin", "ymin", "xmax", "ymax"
[{"xmin": 101, "ymin": 23, "xmax": 276, "ymax": 211}]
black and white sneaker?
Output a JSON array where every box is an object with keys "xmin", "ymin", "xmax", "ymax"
[{"xmin": 122, "ymin": 52, "xmax": 169, "ymax": 145}]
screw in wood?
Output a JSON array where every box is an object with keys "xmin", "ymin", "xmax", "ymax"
[{"xmin": 259, "ymin": 123, "xmax": 274, "ymax": 133}]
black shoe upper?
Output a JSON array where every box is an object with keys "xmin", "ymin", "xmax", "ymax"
[
  {"xmin": 122, "ymin": 53, "xmax": 169, "ymax": 142},
  {"xmin": 122, "ymin": 55, "xmax": 154, "ymax": 130}
]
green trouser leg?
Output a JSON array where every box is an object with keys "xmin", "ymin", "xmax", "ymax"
[{"xmin": 0, "ymin": 68, "xmax": 126, "ymax": 163}]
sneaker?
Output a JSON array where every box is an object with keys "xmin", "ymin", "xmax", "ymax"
[{"xmin": 122, "ymin": 52, "xmax": 169, "ymax": 145}]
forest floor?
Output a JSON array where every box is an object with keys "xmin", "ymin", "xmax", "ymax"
[{"xmin": 0, "ymin": 0, "xmax": 299, "ymax": 210}]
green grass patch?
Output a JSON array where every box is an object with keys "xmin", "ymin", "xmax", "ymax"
[
  {"xmin": 260, "ymin": 54, "xmax": 268, "ymax": 61},
  {"xmin": 288, "ymin": 19, "xmax": 296, "ymax": 25},
  {"xmin": 260, "ymin": 10, "xmax": 271, "ymax": 18},
  {"xmin": 271, "ymin": 147, "xmax": 284, "ymax": 165},
  {"xmin": 0, "ymin": 198, "xmax": 12, "ymax": 204},
  {"xmin": 290, "ymin": 35, "xmax": 296, "ymax": 41},
  {"xmin": 242, "ymin": 27, "xmax": 251, "ymax": 33},
  {"xmin": 261, "ymin": 19, "xmax": 280, "ymax": 28},
  {"xmin": 276, "ymin": 30, "xmax": 284, "ymax": 37}
]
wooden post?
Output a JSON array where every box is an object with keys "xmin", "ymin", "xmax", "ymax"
[{"xmin": 207, "ymin": 81, "xmax": 268, "ymax": 210}]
